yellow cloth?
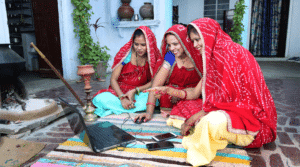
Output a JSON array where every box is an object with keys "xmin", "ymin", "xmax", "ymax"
[{"xmin": 167, "ymin": 111, "xmax": 254, "ymax": 167}]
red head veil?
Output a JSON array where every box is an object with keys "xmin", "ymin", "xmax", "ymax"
[
  {"xmin": 161, "ymin": 24, "xmax": 203, "ymax": 78},
  {"xmin": 188, "ymin": 18, "xmax": 277, "ymax": 148},
  {"xmin": 111, "ymin": 26, "xmax": 163, "ymax": 78}
]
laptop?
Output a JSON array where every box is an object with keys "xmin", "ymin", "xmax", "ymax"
[{"xmin": 58, "ymin": 97, "xmax": 136, "ymax": 153}]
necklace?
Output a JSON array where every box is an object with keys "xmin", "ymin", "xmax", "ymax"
[{"xmin": 136, "ymin": 54, "xmax": 147, "ymax": 80}]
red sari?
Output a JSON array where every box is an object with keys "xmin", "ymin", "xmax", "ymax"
[
  {"xmin": 188, "ymin": 18, "xmax": 277, "ymax": 148},
  {"xmin": 159, "ymin": 25, "xmax": 203, "ymax": 118},
  {"xmin": 94, "ymin": 62, "xmax": 151, "ymax": 96},
  {"xmin": 160, "ymin": 65, "xmax": 200, "ymax": 109},
  {"xmin": 93, "ymin": 26, "xmax": 163, "ymax": 97}
]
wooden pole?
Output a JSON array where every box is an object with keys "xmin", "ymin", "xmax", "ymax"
[{"xmin": 30, "ymin": 42, "xmax": 85, "ymax": 107}]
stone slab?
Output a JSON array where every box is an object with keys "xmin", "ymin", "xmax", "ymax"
[{"xmin": 0, "ymin": 105, "xmax": 70, "ymax": 135}]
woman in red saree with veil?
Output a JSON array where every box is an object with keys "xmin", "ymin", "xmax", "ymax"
[
  {"xmin": 92, "ymin": 26, "xmax": 163, "ymax": 117},
  {"xmin": 134, "ymin": 24, "xmax": 203, "ymax": 123},
  {"xmin": 147, "ymin": 18, "xmax": 277, "ymax": 166}
]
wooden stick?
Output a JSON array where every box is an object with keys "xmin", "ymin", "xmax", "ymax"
[{"xmin": 30, "ymin": 42, "xmax": 85, "ymax": 107}]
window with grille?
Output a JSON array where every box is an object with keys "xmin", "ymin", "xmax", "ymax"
[{"xmin": 204, "ymin": 0, "xmax": 230, "ymax": 29}]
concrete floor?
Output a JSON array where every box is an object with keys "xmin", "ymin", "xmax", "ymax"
[{"xmin": 13, "ymin": 61, "xmax": 300, "ymax": 166}]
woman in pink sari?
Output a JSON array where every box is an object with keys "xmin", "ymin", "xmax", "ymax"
[
  {"xmin": 147, "ymin": 18, "xmax": 277, "ymax": 166},
  {"xmin": 92, "ymin": 26, "xmax": 162, "ymax": 117}
]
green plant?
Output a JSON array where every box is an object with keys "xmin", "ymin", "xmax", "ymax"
[
  {"xmin": 229, "ymin": 0, "xmax": 246, "ymax": 45},
  {"xmin": 71, "ymin": 0, "xmax": 110, "ymax": 68}
]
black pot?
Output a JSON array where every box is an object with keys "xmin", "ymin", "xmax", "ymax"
[{"xmin": 0, "ymin": 44, "xmax": 26, "ymax": 80}]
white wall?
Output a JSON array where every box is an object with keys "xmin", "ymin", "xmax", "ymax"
[
  {"xmin": 173, "ymin": 0, "xmax": 204, "ymax": 24},
  {"xmin": 57, "ymin": 0, "xmax": 81, "ymax": 81},
  {"xmin": 0, "ymin": 0, "xmax": 10, "ymax": 44},
  {"xmin": 286, "ymin": 0, "xmax": 300, "ymax": 58},
  {"xmin": 56, "ymin": 0, "xmax": 172, "ymax": 80}
]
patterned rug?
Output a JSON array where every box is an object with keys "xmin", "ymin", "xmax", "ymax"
[{"xmin": 31, "ymin": 113, "xmax": 251, "ymax": 167}]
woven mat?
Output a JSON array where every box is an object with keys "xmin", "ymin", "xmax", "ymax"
[
  {"xmin": 0, "ymin": 137, "xmax": 45, "ymax": 167},
  {"xmin": 32, "ymin": 113, "xmax": 251, "ymax": 167}
]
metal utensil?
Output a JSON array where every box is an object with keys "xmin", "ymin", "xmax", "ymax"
[{"xmin": 134, "ymin": 14, "xmax": 139, "ymax": 21}]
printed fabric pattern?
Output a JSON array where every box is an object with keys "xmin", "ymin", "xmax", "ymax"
[{"xmin": 189, "ymin": 18, "xmax": 277, "ymax": 148}]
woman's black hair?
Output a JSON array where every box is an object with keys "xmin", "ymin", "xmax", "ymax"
[
  {"xmin": 187, "ymin": 25, "xmax": 198, "ymax": 37},
  {"xmin": 133, "ymin": 29, "xmax": 144, "ymax": 41}
]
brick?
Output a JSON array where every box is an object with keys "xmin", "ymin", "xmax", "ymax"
[
  {"xmin": 263, "ymin": 142, "xmax": 276, "ymax": 151},
  {"xmin": 58, "ymin": 122, "xmax": 70, "ymax": 128},
  {"xmin": 279, "ymin": 146, "xmax": 300, "ymax": 166},
  {"xmin": 277, "ymin": 127, "xmax": 282, "ymax": 131},
  {"xmin": 43, "ymin": 143, "xmax": 59, "ymax": 152},
  {"xmin": 289, "ymin": 118, "xmax": 300, "ymax": 126},
  {"xmin": 26, "ymin": 137, "xmax": 68, "ymax": 144},
  {"xmin": 285, "ymin": 112, "xmax": 300, "ymax": 118},
  {"xmin": 50, "ymin": 127, "xmax": 73, "ymax": 133},
  {"xmin": 277, "ymin": 132, "xmax": 294, "ymax": 145},
  {"xmin": 46, "ymin": 132, "xmax": 75, "ymax": 137},
  {"xmin": 245, "ymin": 148, "xmax": 261, "ymax": 155},
  {"xmin": 293, "ymin": 134, "xmax": 300, "ymax": 145},
  {"xmin": 249, "ymin": 154, "xmax": 266, "ymax": 167},
  {"xmin": 270, "ymin": 153, "xmax": 284, "ymax": 167},
  {"xmin": 277, "ymin": 117, "xmax": 288, "ymax": 126},
  {"xmin": 284, "ymin": 127, "xmax": 298, "ymax": 133}
]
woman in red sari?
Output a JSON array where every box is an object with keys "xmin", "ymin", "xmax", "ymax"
[
  {"xmin": 92, "ymin": 26, "xmax": 162, "ymax": 117},
  {"xmin": 147, "ymin": 18, "xmax": 277, "ymax": 166},
  {"xmin": 134, "ymin": 24, "xmax": 202, "ymax": 122}
]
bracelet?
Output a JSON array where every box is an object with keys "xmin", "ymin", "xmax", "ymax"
[
  {"xmin": 118, "ymin": 94, "xmax": 125, "ymax": 100},
  {"xmin": 182, "ymin": 90, "xmax": 187, "ymax": 100},
  {"xmin": 146, "ymin": 102, "xmax": 156, "ymax": 106},
  {"xmin": 135, "ymin": 87, "xmax": 140, "ymax": 95}
]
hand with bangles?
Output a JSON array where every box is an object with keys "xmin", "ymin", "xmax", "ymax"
[
  {"xmin": 124, "ymin": 89, "xmax": 136, "ymax": 103},
  {"xmin": 181, "ymin": 110, "xmax": 208, "ymax": 136},
  {"xmin": 119, "ymin": 95, "xmax": 136, "ymax": 110},
  {"xmin": 143, "ymin": 86, "xmax": 170, "ymax": 97}
]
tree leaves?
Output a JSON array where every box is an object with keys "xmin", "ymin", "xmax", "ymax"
[
  {"xmin": 71, "ymin": 0, "xmax": 111, "ymax": 66},
  {"xmin": 229, "ymin": 0, "xmax": 246, "ymax": 45}
]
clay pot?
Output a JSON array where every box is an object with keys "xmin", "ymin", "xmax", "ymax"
[
  {"xmin": 139, "ymin": 2, "xmax": 154, "ymax": 20},
  {"xmin": 77, "ymin": 65, "xmax": 95, "ymax": 90},
  {"xmin": 118, "ymin": 2, "xmax": 134, "ymax": 21},
  {"xmin": 121, "ymin": 0, "xmax": 131, "ymax": 3}
]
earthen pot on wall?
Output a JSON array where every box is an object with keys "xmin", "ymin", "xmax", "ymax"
[
  {"xmin": 139, "ymin": 2, "xmax": 154, "ymax": 20},
  {"xmin": 118, "ymin": 0, "xmax": 134, "ymax": 21}
]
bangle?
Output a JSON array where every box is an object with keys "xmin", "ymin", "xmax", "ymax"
[
  {"xmin": 135, "ymin": 87, "xmax": 140, "ymax": 95},
  {"xmin": 146, "ymin": 102, "xmax": 156, "ymax": 106},
  {"xmin": 182, "ymin": 90, "xmax": 187, "ymax": 100},
  {"xmin": 118, "ymin": 94, "xmax": 125, "ymax": 100}
]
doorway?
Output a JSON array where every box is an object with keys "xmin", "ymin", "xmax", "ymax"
[
  {"xmin": 249, "ymin": 0, "xmax": 290, "ymax": 57},
  {"xmin": 31, "ymin": 0, "xmax": 62, "ymax": 78}
]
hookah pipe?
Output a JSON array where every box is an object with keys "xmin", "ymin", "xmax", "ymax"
[{"xmin": 30, "ymin": 42, "xmax": 85, "ymax": 107}]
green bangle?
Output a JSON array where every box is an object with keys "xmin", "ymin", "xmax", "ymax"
[
  {"xmin": 118, "ymin": 94, "xmax": 125, "ymax": 100},
  {"xmin": 135, "ymin": 87, "xmax": 140, "ymax": 95}
]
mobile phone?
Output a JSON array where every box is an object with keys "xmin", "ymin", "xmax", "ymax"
[
  {"xmin": 0, "ymin": 119, "xmax": 10, "ymax": 124},
  {"xmin": 146, "ymin": 141, "xmax": 174, "ymax": 151},
  {"xmin": 152, "ymin": 132, "xmax": 177, "ymax": 142}
]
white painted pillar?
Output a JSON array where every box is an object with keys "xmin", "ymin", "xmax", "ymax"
[
  {"xmin": 241, "ymin": 0, "xmax": 251, "ymax": 49},
  {"xmin": 165, "ymin": 0, "xmax": 173, "ymax": 30},
  {"xmin": 0, "ymin": 0, "xmax": 10, "ymax": 44},
  {"xmin": 57, "ymin": 0, "xmax": 81, "ymax": 81}
]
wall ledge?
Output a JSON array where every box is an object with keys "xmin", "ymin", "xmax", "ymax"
[{"xmin": 111, "ymin": 19, "xmax": 160, "ymax": 37}]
